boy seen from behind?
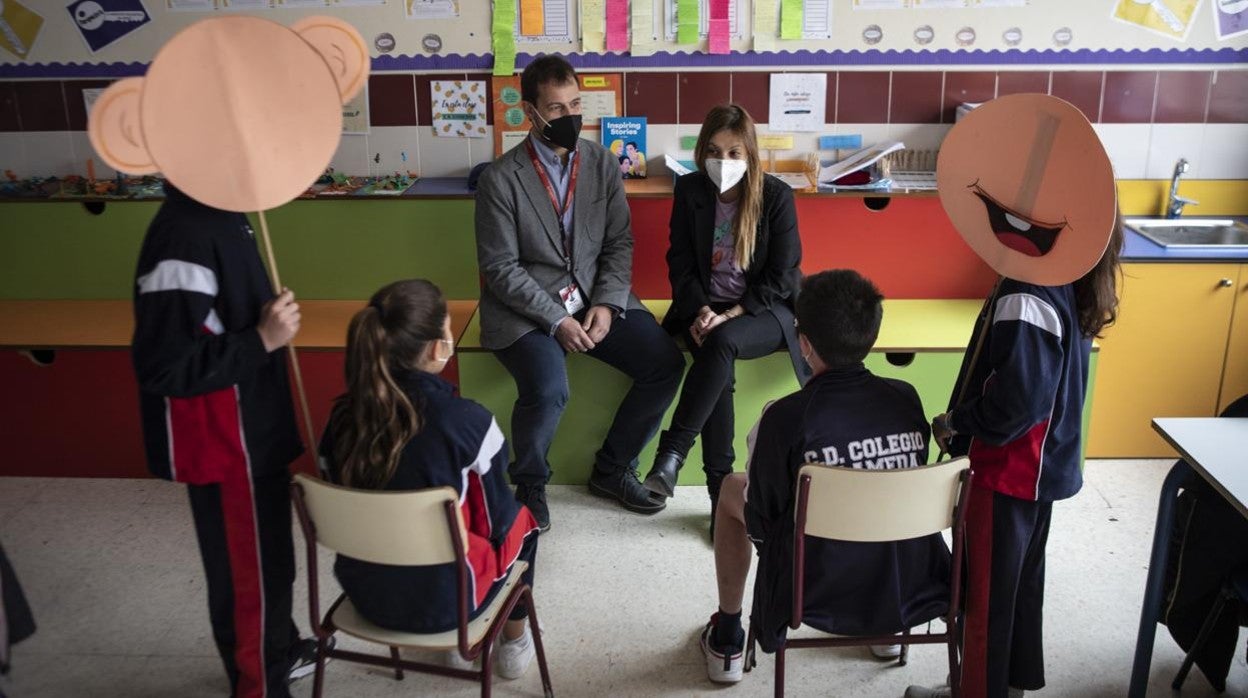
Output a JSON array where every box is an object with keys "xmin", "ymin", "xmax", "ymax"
[{"xmin": 700, "ymin": 269, "xmax": 952, "ymax": 683}]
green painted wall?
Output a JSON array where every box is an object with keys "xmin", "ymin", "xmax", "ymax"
[
  {"xmin": 459, "ymin": 349, "xmax": 1099, "ymax": 487},
  {"xmin": 0, "ymin": 200, "xmax": 480, "ymax": 299}
]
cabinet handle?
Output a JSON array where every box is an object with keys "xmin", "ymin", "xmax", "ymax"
[{"xmin": 1218, "ymin": 278, "xmax": 1234, "ymax": 288}]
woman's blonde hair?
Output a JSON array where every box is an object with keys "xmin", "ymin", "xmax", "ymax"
[
  {"xmin": 328, "ymin": 279, "xmax": 447, "ymax": 489},
  {"xmin": 693, "ymin": 104, "xmax": 763, "ymax": 271}
]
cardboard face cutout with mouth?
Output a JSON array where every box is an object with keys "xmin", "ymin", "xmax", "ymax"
[
  {"xmin": 937, "ymin": 94, "xmax": 1116, "ymax": 287},
  {"xmin": 88, "ymin": 15, "xmax": 368, "ymax": 213}
]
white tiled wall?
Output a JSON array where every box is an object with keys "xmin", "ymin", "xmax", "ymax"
[
  {"xmin": 416, "ymin": 126, "xmax": 473, "ymax": 177},
  {"xmin": 11, "ymin": 132, "xmax": 77, "ymax": 179},
  {"xmin": 4, "ymin": 121, "xmax": 1248, "ymax": 182},
  {"xmin": 363, "ymin": 125, "xmax": 421, "ymax": 177},
  {"xmin": 1197, "ymin": 125, "xmax": 1248, "ymax": 180},
  {"xmin": 1145, "ymin": 124, "xmax": 1206, "ymax": 180},
  {"xmin": 1092, "ymin": 124, "xmax": 1152, "ymax": 180},
  {"xmin": 0, "ymin": 132, "xmax": 27, "ymax": 175},
  {"xmin": 328, "ymin": 133, "xmax": 370, "ymax": 178}
]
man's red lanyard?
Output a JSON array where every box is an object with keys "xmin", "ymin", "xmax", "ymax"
[{"xmin": 525, "ymin": 138, "xmax": 579, "ymax": 266}]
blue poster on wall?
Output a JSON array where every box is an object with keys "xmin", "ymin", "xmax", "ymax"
[{"xmin": 66, "ymin": 0, "xmax": 151, "ymax": 53}]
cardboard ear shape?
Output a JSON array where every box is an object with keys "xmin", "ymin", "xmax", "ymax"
[
  {"xmin": 87, "ymin": 78, "xmax": 158, "ymax": 175},
  {"xmin": 292, "ymin": 16, "xmax": 369, "ymax": 104}
]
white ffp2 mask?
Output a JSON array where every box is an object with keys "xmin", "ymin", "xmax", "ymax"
[{"xmin": 705, "ymin": 158, "xmax": 747, "ymax": 194}]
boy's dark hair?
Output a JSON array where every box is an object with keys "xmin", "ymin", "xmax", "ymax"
[
  {"xmin": 521, "ymin": 54, "xmax": 578, "ymax": 105},
  {"xmin": 625, "ymin": 141, "xmax": 638, "ymax": 151},
  {"xmin": 795, "ymin": 270, "xmax": 884, "ymax": 367}
]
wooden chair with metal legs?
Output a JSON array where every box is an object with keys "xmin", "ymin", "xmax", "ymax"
[
  {"xmin": 291, "ymin": 473, "xmax": 554, "ymax": 698},
  {"xmin": 747, "ymin": 457, "xmax": 972, "ymax": 698}
]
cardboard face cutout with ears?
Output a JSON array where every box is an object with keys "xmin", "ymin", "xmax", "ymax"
[
  {"xmin": 936, "ymin": 93, "xmax": 1116, "ymax": 287},
  {"xmin": 88, "ymin": 15, "xmax": 368, "ymax": 213}
]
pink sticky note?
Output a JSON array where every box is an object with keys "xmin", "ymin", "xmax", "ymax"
[
  {"xmin": 709, "ymin": 17, "xmax": 730, "ymax": 54},
  {"xmin": 710, "ymin": 0, "xmax": 729, "ymax": 21},
  {"xmin": 606, "ymin": 0, "xmax": 629, "ymax": 51}
]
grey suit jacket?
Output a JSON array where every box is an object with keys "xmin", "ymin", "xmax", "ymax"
[{"xmin": 474, "ymin": 136, "xmax": 644, "ymax": 351}]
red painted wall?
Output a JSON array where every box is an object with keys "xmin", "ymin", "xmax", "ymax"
[
  {"xmin": 0, "ymin": 349, "xmax": 459, "ymax": 479},
  {"xmin": 627, "ymin": 196, "xmax": 997, "ymax": 300}
]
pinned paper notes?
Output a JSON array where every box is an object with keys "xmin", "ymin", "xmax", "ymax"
[
  {"xmin": 780, "ymin": 0, "xmax": 802, "ymax": 39},
  {"xmin": 753, "ymin": 0, "xmax": 777, "ymax": 50},
  {"xmin": 770, "ymin": 72, "xmax": 826, "ymax": 133},
  {"xmin": 820, "ymin": 134, "xmax": 863, "ymax": 150},
  {"xmin": 0, "ymin": 0, "xmax": 43, "ymax": 59},
  {"xmin": 515, "ymin": 0, "xmax": 573, "ymax": 43},
  {"xmin": 605, "ymin": 0, "xmax": 628, "ymax": 51},
  {"xmin": 582, "ymin": 0, "xmax": 604, "ymax": 52},
  {"xmin": 677, "ymin": 0, "xmax": 699, "ymax": 43},
  {"xmin": 631, "ymin": 0, "xmax": 656, "ymax": 54},
  {"xmin": 520, "ymin": 0, "xmax": 543, "ymax": 35},
  {"xmin": 758, "ymin": 134, "xmax": 794, "ymax": 150},
  {"xmin": 708, "ymin": 0, "xmax": 730, "ymax": 53},
  {"xmin": 493, "ymin": 0, "xmax": 516, "ymax": 76}
]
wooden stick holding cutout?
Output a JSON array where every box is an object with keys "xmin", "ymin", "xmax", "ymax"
[
  {"xmin": 256, "ymin": 211, "xmax": 317, "ymax": 466},
  {"xmin": 87, "ymin": 15, "xmax": 370, "ymax": 467}
]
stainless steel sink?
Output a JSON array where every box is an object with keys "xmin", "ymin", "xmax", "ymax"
[{"xmin": 1126, "ymin": 218, "xmax": 1248, "ymax": 249}]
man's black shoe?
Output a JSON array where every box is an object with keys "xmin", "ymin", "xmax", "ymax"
[
  {"xmin": 589, "ymin": 468, "xmax": 666, "ymax": 514},
  {"xmin": 515, "ymin": 484, "xmax": 551, "ymax": 532}
]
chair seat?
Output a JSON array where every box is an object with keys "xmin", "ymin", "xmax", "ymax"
[{"xmin": 331, "ymin": 561, "xmax": 528, "ymax": 651}]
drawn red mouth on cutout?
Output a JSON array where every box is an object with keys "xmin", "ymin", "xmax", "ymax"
[{"xmin": 969, "ymin": 183, "xmax": 1066, "ymax": 257}]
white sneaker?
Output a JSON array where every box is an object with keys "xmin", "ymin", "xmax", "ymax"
[
  {"xmin": 903, "ymin": 684, "xmax": 951, "ymax": 698},
  {"xmin": 699, "ymin": 617, "xmax": 744, "ymax": 684},
  {"xmin": 871, "ymin": 643, "xmax": 903, "ymax": 659},
  {"xmin": 495, "ymin": 623, "xmax": 536, "ymax": 680},
  {"xmin": 445, "ymin": 649, "xmax": 477, "ymax": 671}
]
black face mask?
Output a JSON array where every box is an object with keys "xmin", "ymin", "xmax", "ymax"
[{"xmin": 535, "ymin": 112, "xmax": 583, "ymax": 151}]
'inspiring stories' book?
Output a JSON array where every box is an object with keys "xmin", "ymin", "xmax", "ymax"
[{"xmin": 601, "ymin": 116, "xmax": 647, "ymax": 179}]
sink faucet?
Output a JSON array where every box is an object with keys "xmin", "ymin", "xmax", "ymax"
[{"xmin": 1166, "ymin": 158, "xmax": 1198, "ymax": 219}]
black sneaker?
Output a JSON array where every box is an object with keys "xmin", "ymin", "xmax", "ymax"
[
  {"xmin": 516, "ymin": 484, "xmax": 551, "ymax": 533},
  {"xmin": 288, "ymin": 636, "xmax": 333, "ymax": 683},
  {"xmin": 588, "ymin": 468, "xmax": 666, "ymax": 514}
]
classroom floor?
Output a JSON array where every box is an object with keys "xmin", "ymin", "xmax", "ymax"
[{"xmin": 1, "ymin": 459, "xmax": 1245, "ymax": 697}]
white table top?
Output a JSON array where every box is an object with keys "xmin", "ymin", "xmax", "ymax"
[{"xmin": 1152, "ymin": 418, "xmax": 1248, "ymax": 520}]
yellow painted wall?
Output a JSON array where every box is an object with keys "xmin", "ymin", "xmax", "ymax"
[{"xmin": 1118, "ymin": 180, "xmax": 1248, "ymax": 218}]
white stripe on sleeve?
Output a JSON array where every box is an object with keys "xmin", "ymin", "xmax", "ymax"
[
  {"xmin": 137, "ymin": 259, "xmax": 219, "ymax": 297},
  {"xmin": 993, "ymin": 293, "xmax": 1063, "ymax": 339},
  {"xmin": 460, "ymin": 417, "xmax": 507, "ymax": 504}
]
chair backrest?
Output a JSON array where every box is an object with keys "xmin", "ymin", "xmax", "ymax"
[
  {"xmin": 797, "ymin": 456, "xmax": 971, "ymax": 542},
  {"xmin": 292, "ymin": 473, "xmax": 468, "ymax": 566}
]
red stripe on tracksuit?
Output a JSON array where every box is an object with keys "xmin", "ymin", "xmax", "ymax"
[
  {"xmin": 962, "ymin": 483, "xmax": 996, "ymax": 698},
  {"xmin": 463, "ymin": 471, "xmax": 540, "ymax": 608},
  {"xmin": 967, "ymin": 419, "xmax": 1050, "ymax": 502},
  {"xmin": 171, "ymin": 387, "xmax": 268, "ymax": 698}
]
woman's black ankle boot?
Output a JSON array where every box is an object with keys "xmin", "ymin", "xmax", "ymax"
[{"xmin": 642, "ymin": 451, "xmax": 685, "ymax": 499}]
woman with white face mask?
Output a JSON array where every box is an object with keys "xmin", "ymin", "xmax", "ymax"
[{"xmin": 643, "ymin": 104, "xmax": 809, "ymax": 537}]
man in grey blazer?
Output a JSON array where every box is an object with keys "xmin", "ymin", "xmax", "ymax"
[{"xmin": 474, "ymin": 55, "xmax": 685, "ymax": 531}]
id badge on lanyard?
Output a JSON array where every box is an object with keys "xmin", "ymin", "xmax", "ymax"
[{"xmin": 526, "ymin": 139, "xmax": 584, "ymax": 315}]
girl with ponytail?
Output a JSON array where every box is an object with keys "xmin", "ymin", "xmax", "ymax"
[{"xmin": 319, "ymin": 279, "xmax": 542, "ymax": 679}]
